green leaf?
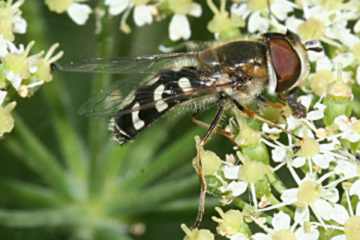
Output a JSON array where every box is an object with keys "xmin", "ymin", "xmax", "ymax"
[
  {"xmin": 0, "ymin": 180, "xmax": 66, "ymax": 207},
  {"xmin": 4, "ymin": 118, "xmax": 70, "ymax": 196}
]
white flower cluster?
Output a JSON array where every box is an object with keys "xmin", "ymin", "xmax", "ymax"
[
  {"xmin": 44, "ymin": 0, "xmax": 203, "ymax": 41},
  {"xmin": 182, "ymin": 1, "xmax": 360, "ymax": 240},
  {"xmin": 104, "ymin": 0, "xmax": 202, "ymax": 41},
  {"xmin": 0, "ymin": 0, "xmax": 63, "ymax": 137}
]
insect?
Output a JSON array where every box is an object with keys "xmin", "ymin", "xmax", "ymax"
[{"xmin": 55, "ymin": 30, "xmax": 322, "ymax": 226}]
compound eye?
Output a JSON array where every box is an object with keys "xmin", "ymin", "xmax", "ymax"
[{"xmin": 268, "ymin": 38, "xmax": 301, "ymax": 92}]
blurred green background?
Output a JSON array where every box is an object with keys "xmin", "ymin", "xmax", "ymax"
[{"xmin": 0, "ymin": 1, "xmax": 231, "ymax": 239}]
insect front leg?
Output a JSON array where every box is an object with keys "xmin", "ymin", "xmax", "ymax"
[{"xmin": 192, "ymin": 98, "xmax": 225, "ymax": 228}]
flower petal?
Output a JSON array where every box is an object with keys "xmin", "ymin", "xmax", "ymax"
[
  {"xmin": 312, "ymin": 199, "xmax": 333, "ymax": 221},
  {"xmin": 272, "ymin": 211, "xmax": 291, "ymax": 230},
  {"xmin": 312, "ymin": 154, "xmax": 331, "ymax": 169},
  {"xmin": 133, "ymin": 5, "xmax": 153, "ymax": 27},
  {"xmin": 272, "ymin": 147, "xmax": 287, "ymax": 163},
  {"xmin": 188, "ymin": 3, "xmax": 202, "ymax": 17},
  {"xmin": 252, "ymin": 233, "xmax": 271, "ymax": 240},
  {"xmin": 67, "ymin": 3, "xmax": 92, "ymax": 25},
  {"xmin": 350, "ymin": 179, "xmax": 360, "ymax": 198},
  {"xmin": 281, "ymin": 188, "xmax": 298, "ymax": 204},
  {"xmin": 230, "ymin": 233, "xmax": 248, "ymax": 240},
  {"xmin": 292, "ymin": 157, "xmax": 306, "ymax": 168},
  {"xmin": 169, "ymin": 14, "xmax": 191, "ymax": 41},
  {"xmin": 330, "ymin": 235, "xmax": 347, "ymax": 240},
  {"xmin": 295, "ymin": 207, "xmax": 309, "ymax": 223},
  {"xmin": 335, "ymin": 160, "xmax": 358, "ymax": 178},
  {"xmin": 226, "ymin": 181, "xmax": 248, "ymax": 197},
  {"xmin": 105, "ymin": 0, "xmax": 130, "ymax": 15},
  {"xmin": 248, "ymin": 12, "xmax": 269, "ymax": 34},
  {"xmin": 295, "ymin": 226, "xmax": 319, "ymax": 240},
  {"xmin": 223, "ymin": 165, "xmax": 240, "ymax": 180},
  {"xmin": 331, "ymin": 204, "xmax": 349, "ymax": 225},
  {"xmin": 13, "ymin": 16, "xmax": 27, "ymax": 34}
]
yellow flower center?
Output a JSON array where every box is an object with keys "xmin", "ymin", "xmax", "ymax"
[
  {"xmin": 182, "ymin": 224, "xmax": 215, "ymax": 240},
  {"xmin": 168, "ymin": 0, "xmax": 193, "ymax": 14},
  {"xmin": 236, "ymin": 122, "xmax": 261, "ymax": 146},
  {"xmin": 272, "ymin": 230, "xmax": 296, "ymax": 240},
  {"xmin": 239, "ymin": 160, "xmax": 269, "ymax": 183},
  {"xmin": 248, "ymin": 0, "xmax": 272, "ymax": 11},
  {"xmin": 201, "ymin": 150, "xmax": 222, "ymax": 176},
  {"xmin": 216, "ymin": 209, "xmax": 244, "ymax": 236},
  {"xmin": 0, "ymin": 6, "xmax": 14, "ymax": 41},
  {"xmin": 3, "ymin": 52, "xmax": 30, "ymax": 80},
  {"xmin": 328, "ymin": 82, "xmax": 353, "ymax": 99},
  {"xmin": 297, "ymin": 180, "xmax": 321, "ymax": 207},
  {"xmin": 297, "ymin": 138, "xmax": 320, "ymax": 158},
  {"xmin": 45, "ymin": 0, "xmax": 73, "ymax": 13},
  {"xmin": 298, "ymin": 18, "xmax": 325, "ymax": 41},
  {"xmin": 309, "ymin": 70, "xmax": 335, "ymax": 96},
  {"xmin": 344, "ymin": 216, "xmax": 360, "ymax": 240}
]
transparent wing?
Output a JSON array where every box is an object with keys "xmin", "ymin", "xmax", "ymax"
[
  {"xmin": 54, "ymin": 52, "xmax": 198, "ymax": 74},
  {"xmin": 79, "ymin": 79, "xmax": 233, "ymax": 118}
]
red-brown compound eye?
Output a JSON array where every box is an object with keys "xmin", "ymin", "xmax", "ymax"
[{"xmin": 268, "ymin": 38, "xmax": 301, "ymax": 92}]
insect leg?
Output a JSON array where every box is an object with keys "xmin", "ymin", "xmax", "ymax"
[
  {"xmin": 191, "ymin": 115, "xmax": 237, "ymax": 145},
  {"xmin": 286, "ymin": 91, "xmax": 306, "ymax": 118},
  {"xmin": 193, "ymin": 99, "xmax": 225, "ymax": 228},
  {"xmin": 231, "ymin": 98, "xmax": 302, "ymax": 140}
]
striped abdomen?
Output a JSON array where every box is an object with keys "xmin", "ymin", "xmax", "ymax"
[{"xmin": 110, "ymin": 67, "xmax": 203, "ymax": 144}]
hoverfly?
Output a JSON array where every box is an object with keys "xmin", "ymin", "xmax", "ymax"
[{"xmin": 55, "ymin": 30, "xmax": 322, "ymax": 226}]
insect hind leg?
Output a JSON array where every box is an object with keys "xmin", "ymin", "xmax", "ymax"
[{"xmin": 192, "ymin": 99, "xmax": 225, "ymax": 228}]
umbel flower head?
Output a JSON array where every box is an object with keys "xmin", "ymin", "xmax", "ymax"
[{"xmin": 178, "ymin": 0, "xmax": 360, "ymax": 240}]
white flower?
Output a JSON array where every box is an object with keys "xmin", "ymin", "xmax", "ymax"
[
  {"xmin": 133, "ymin": 4, "xmax": 154, "ymax": 27},
  {"xmin": 252, "ymin": 211, "xmax": 319, "ymax": 240},
  {"xmin": 293, "ymin": 138, "xmax": 337, "ymax": 170},
  {"xmin": 330, "ymin": 202, "xmax": 360, "ymax": 240},
  {"xmin": 334, "ymin": 115, "xmax": 360, "ymax": 143},
  {"xmin": 105, "ymin": 0, "xmax": 131, "ymax": 16},
  {"xmin": 67, "ymin": 3, "xmax": 92, "ymax": 25},
  {"xmin": 169, "ymin": 3, "xmax": 202, "ymax": 41},
  {"xmin": 275, "ymin": 174, "xmax": 342, "ymax": 224}
]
